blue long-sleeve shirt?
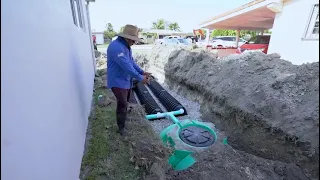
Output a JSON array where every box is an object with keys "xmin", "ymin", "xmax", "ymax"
[{"xmin": 106, "ymin": 37, "xmax": 144, "ymax": 89}]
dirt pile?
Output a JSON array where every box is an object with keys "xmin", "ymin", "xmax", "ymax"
[
  {"xmin": 94, "ymin": 55, "xmax": 107, "ymax": 89},
  {"xmin": 162, "ymin": 50, "xmax": 319, "ymax": 179},
  {"xmin": 125, "ymin": 104, "xmax": 172, "ymax": 180},
  {"xmin": 94, "ymin": 50, "xmax": 101, "ymax": 58},
  {"xmin": 134, "ymin": 53, "xmax": 149, "ymax": 70},
  {"xmin": 133, "ymin": 45, "xmax": 207, "ymax": 70}
]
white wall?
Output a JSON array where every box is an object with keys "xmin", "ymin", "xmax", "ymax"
[
  {"xmin": 92, "ymin": 33, "xmax": 104, "ymax": 45},
  {"xmin": 268, "ymin": 0, "xmax": 319, "ymax": 65},
  {"xmin": 1, "ymin": 0, "xmax": 94, "ymax": 180}
]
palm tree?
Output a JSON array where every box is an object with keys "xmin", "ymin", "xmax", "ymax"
[
  {"xmin": 152, "ymin": 19, "xmax": 166, "ymax": 29},
  {"xmin": 169, "ymin": 22, "xmax": 180, "ymax": 31}
]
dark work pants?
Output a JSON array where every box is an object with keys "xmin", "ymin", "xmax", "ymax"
[{"xmin": 111, "ymin": 87, "xmax": 132, "ymax": 130}]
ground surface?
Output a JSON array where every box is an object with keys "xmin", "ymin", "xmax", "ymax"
[
  {"xmin": 80, "ymin": 88, "xmax": 141, "ymax": 180},
  {"xmin": 134, "ymin": 46, "xmax": 319, "ymax": 180},
  {"xmin": 85, "ymin": 45, "xmax": 319, "ymax": 180},
  {"xmin": 80, "ymin": 66, "xmax": 171, "ymax": 180}
]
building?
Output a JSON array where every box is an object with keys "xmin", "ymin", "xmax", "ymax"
[
  {"xmin": 1, "ymin": 0, "xmax": 95, "ymax": 180},
  {"xmin": 199, "ymin": 0, "xmax": 319, "ymax": 65},
  {"xmin": 142, "ymin": 29, "xmax": 194, "ymax": 44},
  {"xmin": 92, "ymin": 31, "xmax": 105, "ymax": 44}
]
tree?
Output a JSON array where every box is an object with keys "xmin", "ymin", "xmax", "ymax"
[
  {"xmin": 104, "ymin": 23, "xmax": 116, "ymax": 40},
  {"xmin": 169, "ymin": 22, "xmax": 180, "ymax": 31},
  {"xmin": 211, "ymin": 30, "xmax": 236, "ymax": 37},
  {"xmin": 264, "ymin": 29, "xmax": 272, "ymax": 34},
  {"xmin": 152, "ymin": 19, "xmax": 166, "ymax": 29},
  {"xmin": 105, "ymin": 23, "xmax": 114, "ymax": 32},
  {"xmin": 240, "ymin": 30, "xmax": 258, "ymax": 40},
  {"xmin": 211, "ymin": 29, "xmax": 258, "ymax": 39}
]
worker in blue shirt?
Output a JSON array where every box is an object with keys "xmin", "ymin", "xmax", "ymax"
[{"xmin": 107, "ymin": 24, "xmax": 151, "ymax": 136}]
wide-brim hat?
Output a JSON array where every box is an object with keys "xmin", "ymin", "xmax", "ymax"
[{"xmin": 117, "ymin": 24, "xmax": 142, "ymax": 42}]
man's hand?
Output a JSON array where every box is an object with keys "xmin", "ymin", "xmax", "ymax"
[
  {"xmin": 141, "ymin": 75, "xmax": 150, "ymax": 84},
  {"xmin": 143, "ymin": 72, "xmax": 152, "ymax": 78}
]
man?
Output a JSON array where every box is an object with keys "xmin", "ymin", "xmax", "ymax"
[{"xmin": 107, "ymin": 24, "xmax": 151, "ymax": 136}]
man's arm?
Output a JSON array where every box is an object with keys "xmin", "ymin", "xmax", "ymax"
[{"xmin": 111, "ymin": 49, "xmax": 144, "ymax": 81}]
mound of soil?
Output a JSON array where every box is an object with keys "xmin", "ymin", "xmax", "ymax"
[{"xmin": 162, "ymin": 50, "xmax": 319, "ymax": 179}]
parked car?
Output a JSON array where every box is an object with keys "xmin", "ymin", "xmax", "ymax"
[
  {"xmin": 185, "ymin": 36, "xmax": 197, "ymax": 43},
  {"xmin": 176, "ymin": 38, "xmax": 191, "ymax": 45},
  {"xmin": 210, "ymin": 36, "xmax": 246, "ymax": 48},
  {"xmin": 163, "ymin": 38, "xmax": 190, "ymax": 46},
  {"xmin": 155, "ymin": 35, "xmax": 180, "ymax": 45},
  {"xmin": 236, "ymin": 35, "xmax": 271, "ymax": 54}
]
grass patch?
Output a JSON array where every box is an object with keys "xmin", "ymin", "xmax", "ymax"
[
  {"xmin": 80, "ymin": 86, "xmax": 171, "ymax": 180},
  {"xmin": 80, "ymin": 88, "xmax": 141, "ymax": 180},
  {"xmin": 97, "ymin": 43, "xmax": 109, "ymax": 48}
]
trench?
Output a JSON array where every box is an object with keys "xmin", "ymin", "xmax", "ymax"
[
  {"xmin": 163, "ymin": 76, "xmax": 318, "ymax": 180},
  {"xmin": 130, "ymin": 47, "xmax": 319, "ymax": 179},
  {"xmin": 134, "ymin": 63, "xmax": 315, "ymax": 180}
]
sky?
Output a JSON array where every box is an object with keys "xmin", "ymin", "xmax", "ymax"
[{"xmin": 89, "ymin": 0, "xmax": 253, "ymax": 33}]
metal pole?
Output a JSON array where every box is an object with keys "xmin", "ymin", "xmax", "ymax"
[{"xmin": 236, "ymin": 29, "xmax": 240, "ymax": 48}]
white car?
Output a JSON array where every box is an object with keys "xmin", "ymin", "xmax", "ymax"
[
  {"xmin": 163, "ymin": 38, "xmax": 190, "ymax": 46},
  {"xmin": 155, "ymin": 35, "xmax": 180, "ymax": 45},
  {"xmin": 210, "ymin": 36, "xmax": 246, "ymax": 48}
]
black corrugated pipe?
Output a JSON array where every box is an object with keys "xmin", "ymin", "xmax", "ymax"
[
  {"xmin": 147, "ymin": 79, "xmax": 188, "ymax": 116},
  {"xmin": 133, "ymin": 81, "xmax": 163, "ymax": 116}
]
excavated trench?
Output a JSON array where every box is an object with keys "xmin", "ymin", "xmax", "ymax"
[{"xmin": 133, "ymin": 46, "xmax": 319, "ymax": 180}]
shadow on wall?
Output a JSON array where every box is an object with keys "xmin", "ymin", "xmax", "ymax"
[{"xmin": 69, "ymin": 42, "xmax": 91, "ymax": 119}]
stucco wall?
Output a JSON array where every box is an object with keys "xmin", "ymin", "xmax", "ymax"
[
  {"xmin": 268, "ymin": 0, "xmax": 319, "ymax": 65},
  {"xmin": 1, "ymin": 0, "xmax": 94, "ymax": 180}
]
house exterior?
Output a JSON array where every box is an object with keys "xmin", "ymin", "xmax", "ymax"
[
  {"xmin": 268, "ymin": 0, "xmax": 319, "ymax": 64},
  {"xmin": 92, "ymin": 31, "xmax": 105, "ymax": 45},
  {"xmin": 1, "ymin": 0, "xmax": 95, "ymax": 180},
  {"xmin": 199, "ymin": 0, "xmax": 319, "ymax": 65}
]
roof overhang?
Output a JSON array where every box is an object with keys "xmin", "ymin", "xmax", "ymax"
[{"xmin": 199, "ymin": 0, "xmax": 286, "ymax": 31}]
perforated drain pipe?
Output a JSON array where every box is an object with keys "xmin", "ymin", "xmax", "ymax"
[{"xmin": 145, "ymin": 109, "xmax": 184, "ymax": 127}]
